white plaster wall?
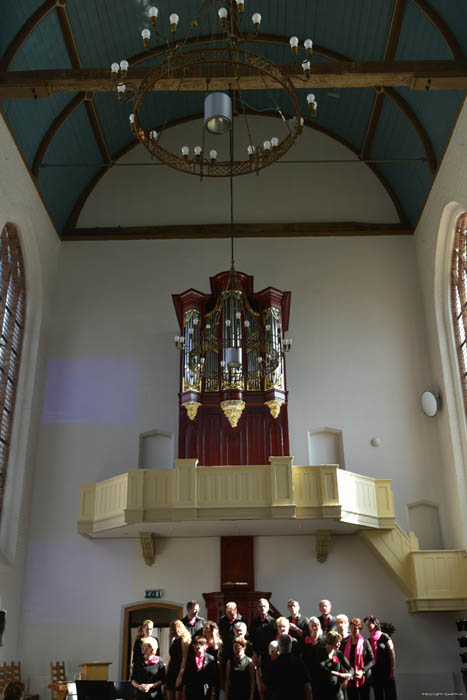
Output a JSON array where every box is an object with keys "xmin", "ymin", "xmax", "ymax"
[
  {"xmin": 414, "ymin": 99, "xmax": 467, "ymax": 549},
  {"xmin": 0, "ymin": 112, "xmax": 60, "ymax": 659},
  {"xmin": 40, "ymin": 235, "xmax": 442, "ymax": 531},
  {"xmin": 77, "ymin": 117, "xmax": 399, "ymax": 228}
]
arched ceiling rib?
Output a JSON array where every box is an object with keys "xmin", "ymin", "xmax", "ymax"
[
  {"xmin": 0, "ymin": 0, "xmax": 57, "ymax": 72},
  {"xmin": 412, "ymin": 0, "xmax": 463, "ymax": 58}
]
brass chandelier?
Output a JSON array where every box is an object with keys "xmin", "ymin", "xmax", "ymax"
[{"xmin": 110, "ymin": 0, "xmax": 318, "ymax": 178}]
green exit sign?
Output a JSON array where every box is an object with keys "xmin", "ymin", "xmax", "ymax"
[{"xmin": 145, "ymin": 589, "xmax": 163, "ymax": 599}]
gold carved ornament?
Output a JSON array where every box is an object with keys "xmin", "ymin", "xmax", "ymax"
[
  {"xmin": 220, "ymin": 400, "xmax": 246, "ymax": 428},
  {"xmin": 265, "ymin": 399, "xmax": 284, "ymax": 419},
  {"xmin": 183, "ymin": 401, "xmax": 202, "ymax": 421}
]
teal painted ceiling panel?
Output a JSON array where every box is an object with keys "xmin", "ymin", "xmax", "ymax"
[
  {"xmin": 306, "ymin": 87, "xmax": 375, "ymax": 153},
  {"xmin": 393, "ymin": 87, "xmax": 464, "ymax": 164},
  {"xmin": 37, "ymin": 102, "xmax": 107, "ymax": 230},
  {"xmin": 42, "ymin": 102, "xmax": 105, "ymax": 168},
  {"xmin": 428, "ymin": 0, "xmax": 467, "ymax": 56},
  {"xmin": 91, "ymin": 92, "xmax": 135, "ymax": 158},
  {"xmin": 38, "ymin": 163, "xmax": 102, "ymax": 233},
  {"xmin": 0, "ymin": 93, "xmax": 77, "ymax": 166},
  {"xmin": 370, "ymin": 96, "xmax": 426, "ymax": 161},
  {"xmin": 377, "ymin": 160, "xmax": 432, "ymax": 227},
  {"xmin": 0, "ymin": 0, "xmax": 43, "ymax": 58},
  {"xmin": 245, "ymin": 0, "xmax": 393, "ymax": 61},
  {"xmin": 10, "ymin": 9, "xmax": 72, "ymax": 71},
  {"xmin": 396, "ymin": 1, "xmax": 452, "ymax": 60}
]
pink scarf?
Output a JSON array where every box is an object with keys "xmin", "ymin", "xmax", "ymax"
[
  {"xmin": 145, "ymin": 655, "xmax": 159, "ymax": 665},
  {"xmin": 344, "ymin": 635, "xmax": 365, "ymax": 688},
  {"xmin": 195, "ymin": 652, "xmax": 205, "ymax": 670},
  {"xmin": 370, "ymin": 630, "xmax": 382, "ymax": 665}
]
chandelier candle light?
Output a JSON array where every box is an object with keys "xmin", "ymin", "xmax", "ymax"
[{"xmin": 110, "ymin": 0, "xmax": 318, "ymax": 178}]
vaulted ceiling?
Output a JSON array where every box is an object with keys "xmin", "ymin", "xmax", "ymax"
[{"xmin": 1, "ymin": 0, "xmax": 466, "ymax": 240}]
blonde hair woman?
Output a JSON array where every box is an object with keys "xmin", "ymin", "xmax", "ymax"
[
  {"xmin": 131, "ymin": 636, "xmax": 166, "ymax": 700},
  {"xmin": 166, "ymin": 619, "xmax": 191, "ymax": 700},
  {"xmin": 133, "ymin": 619, "xmax": 159, "ymax": 679}
]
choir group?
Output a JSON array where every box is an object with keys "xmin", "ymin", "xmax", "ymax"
[{"xmin": 130, "ymin": 598, "xmax": 397, "ymax": 700}]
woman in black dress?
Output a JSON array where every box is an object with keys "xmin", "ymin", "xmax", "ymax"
[
  {"xmin": 203, "ymin": 621, "xmax": 223, "ymax": 661},
  {"xmin": 203, "ymin": 621, "xmax": 223, "ymax": 697},
  {"xmin": 132, "ymin": 620, "xmax": 159, "ymax": 681},
  {"xmin": 364, "ymin": 616, "xmax": 397, "ymax": 700},
  {"xmin": 342, "ymin": 618, "xmax": 374, "ymax": 700},
  {"xmin": 131, "ymin": 637, "xmax": 166, "ymax": 700},
  {"xmin": 182, "ymin": 635, "xmax": 218, "ymax": 700},
  {"xmin": 301, "ymin": 616, "xmax": 326, "ymax": 698},
  {"xmin": 166, "ymin": 619, "xmax": 191, "ymax": 700},
  {"xmin": 225, "ymin": 637, "xmax": 255, "ymax": 700},
  {"xmin": 320, "ymin": 631, "xmax": 353, "ymax": 700}
]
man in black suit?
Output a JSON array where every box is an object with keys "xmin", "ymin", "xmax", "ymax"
[
  {"xmin": 249, "ymin": 598, "xmax": 276, "ymax": 659},
  {"xmin": 182, "ymin": 600, "xmax": 206, "ymax": 638},
  {"xmin": 318, "ymin": 599, "xmax": 337, "ymax": 633},
  {"xmin": 218, "ymin": 601, "xmax": 245, "ymax": 661},
  {"xmin": 287, "ymin": 599, "xmax": 309, "ymax": 640},
  {"xmin": 263, "ymin": 634, "xmax": 312, "ymax": 700}
]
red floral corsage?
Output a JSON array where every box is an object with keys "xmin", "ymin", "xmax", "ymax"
[
  {"xmin": 146, "ymin": 655, "xmax": 159, "ymax": 665},
  {"xmin": 332, "ymin": 656, "xmax": 339, "ymax": 664},
  {"xmin": 304, "ymin": 636, "xmax": 312, "ymax": 645}
]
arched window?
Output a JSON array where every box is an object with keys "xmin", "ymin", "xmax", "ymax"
[
  {"xmin": 0, "ymin": 224, "xmax": 26, "ymax": 520},
  {"xmin": 451, "ymin": 212, "xmax": 467, "ymax": 411}
]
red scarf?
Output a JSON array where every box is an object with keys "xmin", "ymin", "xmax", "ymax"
[
  {"xmin": 195, "ymin": 652, "xmax": 205, "ymax": 670},
  {"xmin": 344, "ymin": 635, "xmax": 365, "ymax": 688},
  {"xmin": 370, "ymin": 630, "xmax": 382, "ymax": 665},
  {"xmin": 145, "ymin": 655, "xmax": 159, "ymax": 665}
]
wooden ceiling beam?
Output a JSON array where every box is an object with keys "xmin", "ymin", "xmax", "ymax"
[
  {"xmin": 54, "ymin": 3, "xmax": 112, "ymax": 166},
  {"xmin": 1, "ymin": 60, "xmax": 466, "ymax": 98},
  {"xmin": 63, "ymin": 222, "xmax": 413, "ymax": 240},
  {"xmin": 56, "ymin": 4, "xmax": 82, "ymax": 70},
  {"xmin": 361, "ymin": 0, "xmax": 407, "ymax": 160},
  {"xmin": 32, "ymin": 92, "xmax": 85, "ymax": 177},
  {"xmin": 84, "ymin": 99, "xmax": 112, "ymax": 164},
  {"xmin": 383, "ymin": 86, "xmax": 437, "ymax": 172}
]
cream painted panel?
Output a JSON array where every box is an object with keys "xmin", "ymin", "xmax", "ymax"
[
  {"xmin": 376, "ymin": 480, "xmax": 394, "ymax": 517},
  {"xmin": 293, "ymin": 467, "xmax": 321, "ymax": 507},
  {"xmin": 320, "ymin": 466, "xmax": 339, "ymax": 504},
  {"xmin": 338, "ymin": 470, "xmax": 378, "ymax": 517},
  {"xmin": 360, "ymin": 524, "xmax": 414, "ymax": 595},
  {"xmin": 411, "ymin": 551, "xmax": 467, "ymax": 598},
  {"xmin": 197, "ymin": 466, "xmax": 269, "ymax": 506},
  {"xmin": 143, "ymin": 470, "xmax": 174, "ymax": 507},
  {"xmin": 95, "ymin": 474, "xmax": 128, "ymax": 520}
]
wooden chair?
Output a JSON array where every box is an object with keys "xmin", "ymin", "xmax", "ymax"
[
  {"xmin": 0, "ymin": 661, "xmax": 39, "ymax": 700},
  {"xmin": 49, "ymin": 661, "xmax": 67, "ymax": 700}
]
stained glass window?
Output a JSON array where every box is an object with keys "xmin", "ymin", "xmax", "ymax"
[
  {"xmin": 0, "ymin": 224, "xmax": 26, "ymax": 520},
  {"xmin": 451, "ymin": 213, "xmax": 467, "ymax": 411}
]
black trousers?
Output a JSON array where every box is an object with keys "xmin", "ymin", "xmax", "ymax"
[
  {"xmin": 347, "ymin": 682, "xmax": 370, "ymax": 700},
  {"xmin": 370, "ymin": 679, "xmax": 397, "ymax": 700}
]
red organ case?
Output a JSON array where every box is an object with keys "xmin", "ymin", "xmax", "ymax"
[{"xmin": 173, "ymin": 268, "xmax": 292, "ymax": 466}]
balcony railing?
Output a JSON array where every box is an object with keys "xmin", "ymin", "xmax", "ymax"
[{"xmin": 78, "ymin": 457, "xmax": 395, "ymax": 535}]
